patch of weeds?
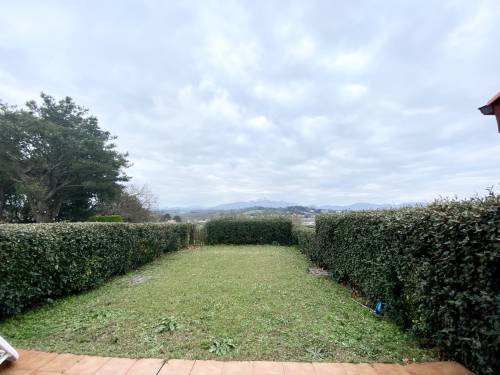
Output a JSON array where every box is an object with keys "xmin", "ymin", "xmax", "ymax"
[
  {"xmin": 155, "ymin": 316, "xmax": 181, "ymax": 333},
  {"xmin": 209, "ymin": 337, "xmax": 236, "ymax": 356},
  {"xmin": 90, "ymin": 310, "xmax": 113, "ymax": 321},
  {"xmin": 200, "ymin": 306, "xmax": 216, "ymax": 321},
  {"xmin": 108, "ymin": 336, "xmax": 119, "ymax": 344},
  {"xmin": 141, "ymin": 334, "xmax": 163, "ymax": 355},
  {"xmin": 306, "ymin": 346, "xmax": 326, "ymax": 360}
]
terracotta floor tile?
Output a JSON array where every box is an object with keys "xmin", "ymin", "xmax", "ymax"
[
  {"xmin": 37, "ymin": 353, "xmax": 83, "ymax": 372},
  {"xmin": 405, "ymin": 364, "xmax": 438, "ymax": 375},
  {"xmin": 313, "ymin": 363, "xmax": 348, "ymax": 375},
  {"xmin": 190, "ymin": 360, "xmax": 224, "ymax": 375},
  {"xmin": 282, "ymin": 362, "xmax": 315, "ymax": 375},
  {"xmin": 371, "ymin": 363, "xmax": 410, "ymax": 375},
  {"xmin": 158, "ymin": 359, "xmax": 195, "ymax": 375},
  {"xmin": 0, "ymin": 369, "xmax": 33, "ymax": 375},
  {"xmin": 0, "ymin": 361, "xmax": 32, "ymax": 375},
  {"xmin": 405, "ymin": 362, "xmax": 474, "ymax": 375},
  {"xmin": 94, "ymin": 358, "xmax": 137, "ymax": 375},
  {"xmin": 10, "ymin": 350, "xmax": 59, "ymax": 370},
  {"xmin": 252, "ymin": 361, "xmax": 283, "ymax": 375},
  {"xmin": 343, "ymin": 363, "xmax": 378, "ymax": 375},
  {"xmin": 432, "ymin": 362, "xmax": 476, "ymax": 375},
  {"xmin": 0, "ymin": 350, "xmax": 477, "ymax": 375},
  {"xmin": 125, "ymin": 358, "xmax": 165, "ymax": 375},
  {"xmin": 222, "ymin": 361, "xmax": 252, "ymax": 375},
  {"xmin": 65, "ymin": 355, "xmax": 110, "ymax": 375}
]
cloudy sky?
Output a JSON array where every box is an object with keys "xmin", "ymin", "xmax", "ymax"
[{"xmin": 1, "ymin": 1, "xmax": 499, "ymax": 207}]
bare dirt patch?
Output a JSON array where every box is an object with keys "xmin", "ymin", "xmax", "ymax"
[
  {"xmin": 127, "ymin": 275, "xmax": 153, "ymax": 285},
  {"xmin": 308, "ymin": 267, "xmax": 330, "ymax": 277}
]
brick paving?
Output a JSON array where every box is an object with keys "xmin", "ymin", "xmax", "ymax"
[{"xmin": 0, "ymin": 350, "xmax": 475, "ymax": 375}]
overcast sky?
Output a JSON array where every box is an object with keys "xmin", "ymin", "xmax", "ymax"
[{"xmin": 1, "ymin": 1, "xmax": 499, "ymax": 207}]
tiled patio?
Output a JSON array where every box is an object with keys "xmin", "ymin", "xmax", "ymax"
[{"xmin": 0, "ymin": 350, "xmax": 475, "ymax": 375}]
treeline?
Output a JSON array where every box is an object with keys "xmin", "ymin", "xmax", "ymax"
[{"xmin": 0, "ymin": 93, "xmax": 156, "ymax": 223}]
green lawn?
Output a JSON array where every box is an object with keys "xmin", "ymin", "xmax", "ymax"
[{"xmin": 0, "ymin": 245, "xmax": 436, "ymax": 362}]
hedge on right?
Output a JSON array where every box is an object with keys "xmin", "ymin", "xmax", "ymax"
[
  {"xmin": 205, "ymin": 217, "xmax": 293, "ymax": 245},
  {"xmin": 314, "ymin": 195, "xmax": 500, "ymax": 375}
]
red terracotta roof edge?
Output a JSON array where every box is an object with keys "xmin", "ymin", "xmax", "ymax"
[{"xmin": 486, "ymin": 92, "xmax": 500, "ymax": 105}]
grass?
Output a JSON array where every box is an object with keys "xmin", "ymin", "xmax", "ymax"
[{"xmin": 0, "ymin": 245, "xmax": 437, "ymax": 362}]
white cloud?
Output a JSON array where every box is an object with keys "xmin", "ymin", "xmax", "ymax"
[
  {"xmin": 177, "ymin": 82, "xmax": 242, "ymax": 123},
  {"xmin": 288, "ymin": 35, "xmax": 317, "ymax": 60},
  {"xmin": 202, "ymin": 36, "xmax": 261, "ymax": 81},
  {"xmin": 338, "ymin": 83, "xmax": 369, "ymax": 103},
  {"xmin": 446, "ymin": 1, "xmax": 499, "ymax": 54},
  {"xmin": 253, "ymin": 81, "xmax": 309, "ymax": 105},
  {"xmin": 248, "ymin": 115, "xmax": 273, "ymax": 130},
  {"xmin": 378, "ymin": 100, "xmax": 443, "ymax": 117},
  {"xmin": 0, "ymin": 69, "xmax": 38, "ymax": 105},
  {"xmin": 295, "ymin": 115, "xmax": 329, "ymax": 137},
  {"xmin": 1, "ymin": 0, "xmax": 499, "ymax": 207},
  {"xmin": 321, "ymin": 50, "xmax": 372, "ymax": 73}
]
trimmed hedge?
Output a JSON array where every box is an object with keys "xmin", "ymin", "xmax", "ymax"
[
  {"xmin": 314, "ymin": 195, "xmax": 500, "ymax": 375},
  {"xmin": 87, "ymin": 215, "xmax": 124, "ymax": 222},
  {"xmin": 292, "ymin": 225, "xmax": 317, "ymax": 260},
  {"xmin": 0, "ymin": 222, "xmax": 191, "ymax": 319},
  {"xmin": 205, "ymin": 217, "xmax": 293, "ymax": 245}
]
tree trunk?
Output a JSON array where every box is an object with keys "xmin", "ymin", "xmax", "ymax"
[
  {"xmin": 49, "ymin": 200, "xmax": 62, "ymax": 221},
  {"xmin": 32, "ymin": 202, "xmax": 52, "ymax": 222},
  {"xmin": 28, "ymin": 194, "xmax": 52, "ymax": 223},
  {"xmin": 0, "ymin": 186, "xmax": 4, "ymax": 221}
]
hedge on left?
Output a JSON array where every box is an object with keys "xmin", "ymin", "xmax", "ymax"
[{"xmin": 0, "ymin": 222, "xmax": 192, "ymax": 319}]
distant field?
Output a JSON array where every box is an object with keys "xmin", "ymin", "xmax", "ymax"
[{"xmin": 0, "ymin": 245, "xmax": 436, "ymax": 362}]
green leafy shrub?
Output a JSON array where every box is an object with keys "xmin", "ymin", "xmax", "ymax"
[
  {"xmin": 87, "ymin": 215, "xmax": 124, "ymax": 222},
  {"xmin": 314, "ymin": 195, "xmax": 500, "ymax": 375},
  {"xmin": 155, "ymin": 316, "xmax": 181, "ymax": 333},
  {"xmin": 205, "ymin": 217, "xmax": 293, "ymax": 245},
  {"xmin": 292, "ymin": 225, "xmax": 318, "ymax": 261},
  {"xmin": 209, "ymin": 337, "xmax": 236, "ymax": 356},
  {"xmin": 0, "ymin": 222, "xmax": 191, "ymax": 319}
]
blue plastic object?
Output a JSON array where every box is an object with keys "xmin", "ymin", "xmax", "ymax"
[{"xmin": 375, "ymin": 301, "xmax": 386, "ymax": 316}]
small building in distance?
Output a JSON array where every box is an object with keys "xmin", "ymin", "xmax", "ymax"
[{"xmin": 478, "ymin": 92, "xmax": 500, "ymax": 133}]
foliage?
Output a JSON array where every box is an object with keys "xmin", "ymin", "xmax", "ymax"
[
  {"xmin": 155, "ymin": 316, "xmax": 181, "ymax": 333},
  {"xmin": 87, "ymin": 215, "xmax": 124, "ymax": 222},
  {"xmin": 305, "ymin": 346, "xmax": 326, "ymax": 361},
  {"xmin": 160, "ymin": 213, "xmax": 171, "ymax": 221},
  {"xmin": 209, "ymin": 337, "xmax": 236, "ymax": 356},
  {"xmin": 205, "ymin": 217, "xmax": 293, "ymax": 245},
  {"xmin": 95, "ymin": 184, "xmax": 158, "ymax": 223},
  {"xmin": 0, "ymin": 94, "xmax": 129, "ymax": 222},
  {"xmin": 292, "ymin": 225, "xmax": 317, "ymax": 261},
  {"xmin": 173, "ymin": 215, "xmax": 182, "ymax": 223},
  {"xmin": 0, "ymin": 246, "xmax": 434, "ymax": 362},
  {"xmin": 0, "ymin": 222, "xmax": 191, "ymax": 318},
  {"xmin": 314, "ymin": 195, "xmax": 500, "ymax": 375},
  {"xmin": 0, "ymin": 187, "xmax": 31, "ymax": 223}
]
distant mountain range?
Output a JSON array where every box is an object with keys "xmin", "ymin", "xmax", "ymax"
[
  {"xmin": 158, "ymin": 199, "xmax": 426, "ymax": 213},
  {"xmin": 211, "ymin": 199, "xmax": 297, "ymax": 210},
  {"xmin": 208, "ymin": 199, "xmax": 425, "ymax": 211}
]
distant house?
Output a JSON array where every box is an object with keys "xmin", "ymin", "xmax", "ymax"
[{"xmin": 479, "ymin": 92, "xmax": 500, "ymax": 132}]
